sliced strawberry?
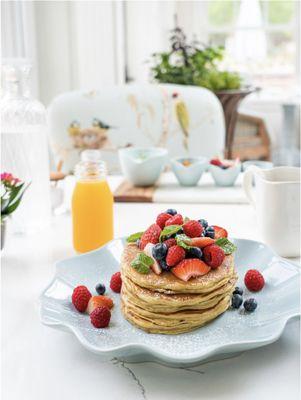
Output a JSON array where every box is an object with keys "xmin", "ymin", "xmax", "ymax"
[
  {"xmin": 144, "ymin": 243, "xmax": 162, "ymax": 275},
  {"xmin": 172, "ymin": 259, "xmax": 211, "ymax": 282},
  {"xmin": 210, "ymin": 158, "xmax": 223, "ymax": 167},
  {"xmin": 185, "ymin": 237, "xmax": 215, "ymax": 248},
  {"xmin": 86, "ymin": 295, "xmax": 114, "ymax": 314},
  {"xmin": 212, "ymin": 225, "xmax": 228, "ymax": 239}
]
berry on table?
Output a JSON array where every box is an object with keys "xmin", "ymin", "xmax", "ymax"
[
  {"xmin": 172, "ymin": 258, "xmax": 211, "ymax": 282},
  {"xmin": 166, "ymin": 208, "xmax": 177, "ymax": 216},
  {"xmin": 233, "ymin": 286, "xmax": 243, "ymax": 296},
  {"xmin": 95, "ymin": 283, "xmax": 106, "ymax": 295},
  {"xmin": 204, "ymin": 226, "xmax": 215, "ymax": 239},
  {"xmin": 243, "ymin": 298, "xmax": 257, "ymax": 312},
  {"xmin": 72, "ymin": 285, "xmax": 92, "ymax": 312},
  {"xmin": 244, "ymin": 269, "xmax": 265, "ymax": 292},
  {"xmin": 140, "ymin": 223, "xmax": 161, "ymax": 250},
  {"xmin": 212, "ymin": 225, "xmax": 228, "ymax": 239},
  {"xmin": 186, "ymin": 247, "xmax": 203, "ymax": 259},
  {"xmin": 198, "ymin": 219, "xmax": 208, "ymax": 229},
  {"xmin": 156, "ymin": 213, "xmax": 172, "ymax": 229},
  {"xmin": 90, "ymin": 306, "xmax": 111, "ymax": 328},
  {"xmin": 166, "ymin": 245, "xmax": 185, "ymax": 267},
  {"xmin": 110, "ymin": 272, "xmax": 122, "ymax": 293},
  {"xmin": 210, "ymin": 158, "xmax": 223, "ymax": 167},
  {"xmin": 152, "ymin": 243, "xmax": 168, "ymax": 260},
  {"xmin": 183, "ymin": 220, "xmax": 203, "ymax": 238},
  {"xmin": 87, "ymin": 295, "xmax": 114, "ymax": 314},
  {"xmin": 165, "ymin": 214, "xmax": 183, "ymax": 226},
  {"xmin": 163, "ymin": 238, "xmax": 177, "ymax": 248},
  {"xmin": 203, "ymin": 244, "xmax": 225, "ymax": 268},
  {"xmin": 231, "ymin": 294, "xmax": 243, "ymax": 309}
]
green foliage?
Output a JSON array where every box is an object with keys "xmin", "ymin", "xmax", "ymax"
[
  {"xmin": 1, "ymin": 180, "xmax": 29, "ymax": 221},
  {"xmin": 266, "ymin": 0, "xmax": 294, "ymax": 24},
  {"xmin": 150, "ymin": 25, "xmax": 242, "ymax": 91},
  {"xmin": 208, "ymin": 0, "xmax": 235, "ymax": 26}
]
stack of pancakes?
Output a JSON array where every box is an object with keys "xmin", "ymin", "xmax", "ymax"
[{"xmin": 121, "ymin": 244, "xmax": 237, "ymax": 334}]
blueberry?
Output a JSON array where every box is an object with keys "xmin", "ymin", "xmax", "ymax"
[
  {"xmin": 243, "ymin": 298, "xmax": 257, "ymax": 312},
  {"xmin": 152, "ymin": 243, "xmax": 168, "ymax": 260},
  {"xmin": 231, "ymin": 294, "xmax": 243, "ymax": 309},
  {"xmin": 199, "ymin": 219, "xmax": 208, "ymax": 229},
  {"xmin": 166, "ymin": 208, "xmax": 177, "ymax": 216},
  {"xmin": 205, "ymin": 226, "xmax": 215, "ymax": 239},
  {"xmin": 187, "ymin": 247, "xmax": 203, "ymax": 259},
  {"xmin": 159, "ymin": 259, "xmax": 171, "ymax": 271},
  {"xmin": 233, "ymin": 286, "xmax": 243, "ymax": 296},
  {"xmin": 136, "ymin": 239, "xmax": 141, "ymax": 248},
  {"xmin": 95, "ymin": 283, "xmax": 106, "ymax": 295}
]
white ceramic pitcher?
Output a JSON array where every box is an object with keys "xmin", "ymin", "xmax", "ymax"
[{"xmin": 243, "ymin": 166, "xmax": 300, "ymax": 257}]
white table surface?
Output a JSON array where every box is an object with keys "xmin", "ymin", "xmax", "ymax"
[{"xmin": 2, "ymin": 177, "xmax": 300, "ymax": 400}]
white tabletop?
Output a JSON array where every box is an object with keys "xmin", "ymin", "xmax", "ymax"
[{"xmin": 2, "ymin": 181, "xmax": 300, "ymax": 400}]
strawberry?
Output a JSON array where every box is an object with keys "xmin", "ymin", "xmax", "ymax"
[
  {"xmin": 86, "ymin": 295, "xmax": 114, "ymax": 314},
  {"xmin": 210, "ymin": 158, "xmax": 223, "ymax": 167},
  {"xmin": 166, "ymin": 245, "xmax": 185, "ymax": 267},
  {"xmin": 172, "ymin": 259, "xmax": 211, "ymax": 282},
  {"xmin": 110, "ymin": 272, "xmax": 122, "ymax": 293},
  {"xmin": 156, "ymin": 213, "xmax": 172, "ymax": 229},
  {"xmin": 184, "ymin": 236, "xmax": 215, "ymax": 248},
  {"xmin": 212, "ymin": 225, "xmax": 228, "ymax": 239},
  {"xmin": 165, "ymin": 214, "xmax": 183, "ymax": 226},
  {"xmin": 163, "ymin": 238, "xmax": 177, "ymax": 248},
  {"xmin": 144, "ymin": 243, "xmax": 162, "ymax": 275},
  {"xmin": 90, "ymin": 306, "xmax": 111, "ymax": 328},
  {"xmin": 183, "ymin": 220, "xmax": 203, "ymax": 238},
  {"xmin": 244, "ymin": 269, "xmax": 265, "ymax": 292},
  {"xmin": 203, "ymin": 244, "xmax": 225, "ymax": 268},
  {"xmin": 140, "ymin": 223, "xmax": 161, "ymax": 250},
  {"xmin": 72, "ymin": 286, "xmax": 92, "ymax": 312}
]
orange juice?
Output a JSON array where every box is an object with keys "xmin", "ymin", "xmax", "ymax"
[{"xmin": 72, "ymin": 150, "xmax": 113, "ymax": 253}]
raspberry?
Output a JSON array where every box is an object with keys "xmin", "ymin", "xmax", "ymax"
[
  {"xmin": 210, "ymin": 158, "xmax": 223, "ymax": 167},
  {"xmin": 72, "ymin": 285, "xmax": 92, "ymax": 312},
  {"xmin": 156, "ymin": 213, "xmax": 172, "ymax": 229},
  {"xmin": 110, "ymin": 272, "xmax": 122, "ymax": 293},
  {"xmin": 165, "ymin": 214, "xmax": 183, "ymax": 226},
  {"xmin": 163, "ymin": 238, "xmax": 177, "ymax": 248},
  {"xmin": 90, "ymin": 306, "xmax": 111, "ymax": 328},
  {"xmin": 166, "ymin": 245, "xmax": 185, "ymax": 267},
  {"xmin": 140, "ymin": 224, "xmax": 161, "ymax": 250},
  {"xmin": 244, "ymin": 269, "xmax": 265, "ymax": 292},
  {"xmin": 183, "ymin": 220, "xmax": 203, "ymax": 238},
  {"xmin": 203, "ymin": 244, "xmax": 225, "ymax": 269}
]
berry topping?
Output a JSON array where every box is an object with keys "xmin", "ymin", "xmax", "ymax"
[
  {"xmin": 172, "ymin": 259, "xmax": 211, "ymax": 282},
  {"xmin": 204, "ymin": 226, "xmax": 215, "ymax": 239},
  {"xmin": 144, "ymin": 243, "xmax": 162, "ymax": 275},
  {"xmin": 186, "ymin": 246, "xmax": 203, "ymax": 259},
  {"xmin": 198, "ymin": 219, "xmax": 208, "ymax": 229},
  {"xmin": 166, "ymin": 245, "xmax": 186, "ymax": 267},
  {"xmin": 90, "ymin": 306, "xmax": 111, "ymax": 328},
  {"xmin": 166, "ymin": 208, "xmax": 177, "ymax": 216},
  {"xmin": 72, "ymin": 285, "xmax": 92, "ymax": 312},
  {"xmin": 231, "ymin": 294, "xmax": 243, "ymax": 309},
  {"xmin": 95, "ymin": 283, "xmax": 106, "ymax": 295},
  {"xmin": 159, "ymin": 259, "xmax": 171, "ymax": 271},
  {"xmin": 233, "ymin": 286, "xmax": 243, "ymax": 296},
  {"xmin": 183, "ymin": 220, "xmax": 203, "ymax": 238},
  {"xmin": 152, "ymin": 243, "xmax": 168, "ymax": 260},
  {"xmin": 203, "ymin": 244, "xmax": 225, "ymax": 268},
  {"xmin": 212, "ymin": 225, "xmax": 228, "ymax": 239},
  {"xmin": 163, "ymin": 238, "xmax": 177, "ymax": 248},
  {"xmin": 243, "ymin": 298, "xmax": 257, "ymax": 312},
  {"xmin": 136, "ymin": 239, "xmax": 141, "ymax": 249},
  {"xmin": 244, "ymin": 269, "xmax": 265, "ymax": 292},
  {"xmin": 156, "ymin": 213, "xmax": 172, "ymax": 229},
  {"xmin": 140, "ymin": 223, "xmax": 161, "ymax": 250},
  {"xmin": 185, "ymin": 236, "xmax": 215, "ymax": 248},
  {"xmin": 165, "ymin": 214, "xmax": 183, "ymax": 226},
  {"xmin": 110, "ymin": 272, "xmax": 122, "ymax": 293},
  {"xmin": 87, "ymin": 295, "xmax": 114, "ymax": 314},
  {"xmin": 210, "ymin": 158, "xmax": 223, "ymax": 167}
]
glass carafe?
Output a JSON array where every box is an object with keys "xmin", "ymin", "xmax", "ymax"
[{"xmin": 1, "ymin": 62, "xmax": 51, "ymax": 233}]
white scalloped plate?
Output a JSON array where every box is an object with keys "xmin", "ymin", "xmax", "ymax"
[{"xmin": 39, "ymin": 239, "xmax": 300, "ymax": 367}]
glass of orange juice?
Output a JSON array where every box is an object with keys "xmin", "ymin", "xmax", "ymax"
[{"xmin": 72, "ymin": 150, "xmax": 113, "ymax": 253}]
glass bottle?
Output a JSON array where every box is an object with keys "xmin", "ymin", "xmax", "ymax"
[
  {"xmin": 72, "ymin": 150, "xmax": 114, "ymax": 253},
  {"xmin": 1, "ymin": 62, "xmax": 51, "ymax": 233}
]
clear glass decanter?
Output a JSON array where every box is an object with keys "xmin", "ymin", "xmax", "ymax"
[{"xmin": 1, "ymin": 62, "xmax": 51, "ymax": 233}]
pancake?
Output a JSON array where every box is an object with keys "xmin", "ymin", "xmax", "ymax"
[{"xmin": 121, "ymin": 244, "xmax": 235, "ymax": 294}]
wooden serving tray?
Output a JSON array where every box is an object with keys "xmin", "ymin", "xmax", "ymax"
[{"xmin": 114, "ymin": 181, "xmax": 155, "ymax": 202}]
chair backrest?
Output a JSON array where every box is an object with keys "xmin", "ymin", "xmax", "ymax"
[{"xmin": 48, "ymin": 83, "xmax": 225, "ymax": 174}]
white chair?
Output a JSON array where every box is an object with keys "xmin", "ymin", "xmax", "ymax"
[{"xmin": 48, "ymin": 83, "xmax": 225, "ymax": 174}]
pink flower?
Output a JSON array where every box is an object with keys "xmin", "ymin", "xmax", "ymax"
[{"xmin": 1, "ymin": 172, "xmax": 21, "ymax": 186}]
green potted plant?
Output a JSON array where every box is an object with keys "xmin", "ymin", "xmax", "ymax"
[
  {"xmin": 150, "ymin": 24, "xmax": 256, "ymax": 158},
  {"xmin": 1, "ymin": 172, "xmax": 29, "ymax": 249}
]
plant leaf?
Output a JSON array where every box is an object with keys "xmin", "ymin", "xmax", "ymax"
[
  {"xmin": 126, "ymin": 231, "xmax": 144, "ymax": 243},
  {"xmin": 159, "ymin": 224, "xmax": 182, "ymax": 242},
  {"xmin": 176, "ymin": 234, "xmax": 192, "ymax": 249},
  {"xmin": 131, "ymin": 252, "xmax": 153, "ymax": 274},
  {"xmin": 215, "ymin": 238, "xmax": 237, "ymax": 255}
]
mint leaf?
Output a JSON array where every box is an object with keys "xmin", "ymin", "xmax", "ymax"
[
  {"xmin": 160, "ymin": 225, "xmax": 182, "ymax": 242},
  {"xmin": 131, "ymin": 252, "xmax": 153, "ymax": 274},
  {"xmin": 215, "ymin": 238, "xmax": 237, "ymax": 255},
  {"xmin": 126, "ymin": 231, "xmax": 144, "ymax": 243},
  {"xmin": 176, "ymin": 234, "xmax": 192, "ymax": 250}
]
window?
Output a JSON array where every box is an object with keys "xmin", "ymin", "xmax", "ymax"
[{"xmin": 204, "ymin": 0, "xmax": 298, "ymax": 88}]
